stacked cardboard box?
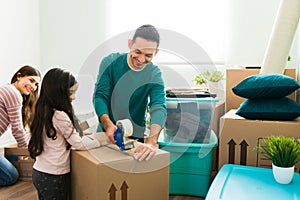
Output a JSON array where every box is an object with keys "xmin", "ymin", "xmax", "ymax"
[{"xmin": 218, "ymin": 110, "xmax": 300, "ymax": 171}]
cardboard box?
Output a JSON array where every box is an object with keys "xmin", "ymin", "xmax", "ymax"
[
  {"xmin": 218, "ymin": 110, "xmax": 300, "ymax": 171},
  {"xmin": 211, "ymin": 102, "xmax": 225, "ymax": 138},
  {"xmin": 211, "ymin": 102, "xmax": 225, "ymax": 172},
  {"xmin": 71, "ymin": 145, "xmax": 170, "ymax": 200},
  {"xmin": 4, "ymin": 145, "xmax": 34, "ymax": 181},
  {"xmin": 225, "ymin": 68, "xmax": 296, "ymax": 112}
]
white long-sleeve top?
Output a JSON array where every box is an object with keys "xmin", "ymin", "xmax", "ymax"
[
  {"xmin": 0, "ymin": 84, "xmax": 29, "ymax": 146},
  {"xmin": 33, "ymin": 110, "xmax": 100, "ymax": 175}
]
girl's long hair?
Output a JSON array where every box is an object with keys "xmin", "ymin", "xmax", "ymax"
[
  {"xmin": 11, "ymin": 66, "xmax": 41, "ymax": 127},
  {"xmin": 28, "ymin": 68, "xmax": 77, "ymax": 159}
]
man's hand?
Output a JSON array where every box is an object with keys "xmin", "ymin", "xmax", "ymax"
[
  {"xmin": 105, "ymin": 125, "xmax": 117, "ymax": 144},
  {"xmin": 131, "ymin": 123, "xmax": 161, "ymax": 161},
  {"xmin": 133, "ymin": 142, "xmax": 157, "ymax": 161},
  {"xmin": 100, "ymin": 114, "xmax": 117, "ymax": 144}
]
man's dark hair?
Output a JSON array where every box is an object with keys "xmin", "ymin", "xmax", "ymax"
[{"xmin": 132, "ymin": 24, "xmax": 160, "ymax": 48}]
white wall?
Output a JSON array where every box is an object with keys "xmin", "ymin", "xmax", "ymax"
[
  {"xmin": 225, "ymin": 0, "xmax": 278, "ymax": 66},
  {"xmin": 225, "ymin": 0, "xmax": 299, "ymax": 68},
  {"xmin": 39, "ymin": 0, "xmax": 109, "ymax": 74},
  {"xmin": 0, "ymin": 0, "xmax": 40, "ymax": 85},
  {"xmin": 0, "ymin": 0, "xmax": 40, "ymax": 147}
]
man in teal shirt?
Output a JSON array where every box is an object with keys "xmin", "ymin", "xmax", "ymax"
[{"xmin": 93, "ymin": 24, "xmax": 166, "ymax": 161}]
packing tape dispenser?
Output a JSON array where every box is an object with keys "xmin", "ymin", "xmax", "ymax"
[{"xmin": 114, "ymin": 119, "xmax": 135, "ymax": 151}]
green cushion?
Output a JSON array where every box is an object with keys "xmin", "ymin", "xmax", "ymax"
[
  {"xmin": 232, "ymin": 74, "xmax": 300, "ymax": 99},
  {"xmin": 236, "ymin": 97, "xmax": 300, "ymax": 120}
]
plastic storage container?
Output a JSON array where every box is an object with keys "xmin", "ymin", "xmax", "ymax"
[
  {"xmin": 158, "ymin": 130, "xmax": 218, "ymax": 197},
  {"xmin": 206, "ymin": 164, "xmax": 300, "ymax": 200},
  {"xmin": 165, "ymin": 92, "xmax": 218, "ymax": 143}
]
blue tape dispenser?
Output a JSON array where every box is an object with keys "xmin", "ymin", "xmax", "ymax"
[{"xmin": 113, "ymin": 119, "xmax": 134, "ymax": 151}]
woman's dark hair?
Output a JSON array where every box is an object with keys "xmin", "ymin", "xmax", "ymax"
[
  {"xmin": 28, "ymin": 68, "xmax": 77, "ymax": 159},
  {"xmin": 132, "ymin": 24, "xmax": 160, "ymax": 48},
  {"xmin": 11, "ymin": 65, "xmax": 41, "ymax": 128}
]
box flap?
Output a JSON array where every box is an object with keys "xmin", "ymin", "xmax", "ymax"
[
  {"xmin": 222, "ymin": 109, "xmax": 300, "ymax": 123},
  {"xmin": 72, "ymin": 145, "xmax": 169, "ymax": 174}
]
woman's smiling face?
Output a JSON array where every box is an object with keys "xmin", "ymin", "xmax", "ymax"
[{"xmin": 14, "ymin": 75, "xmax": 41, "ymax": 95}]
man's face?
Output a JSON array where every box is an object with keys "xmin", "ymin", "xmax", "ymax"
[{"xmin": 128, "ymin": 37, "xmax": 158, "ymax": 70}]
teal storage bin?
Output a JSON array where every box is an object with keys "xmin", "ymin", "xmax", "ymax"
[
  {"xmin": 206, "ymin": 164, "xmax": 300, "ymax": 200},
  {"xmin": 158, "ymin": 130, "xmax": 218, "ymax": 197}
]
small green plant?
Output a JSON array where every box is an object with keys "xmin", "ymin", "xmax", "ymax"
[
  {"xmin": 193, "ymin": 74, "xmax": 207, "ymax": 85},
  {"xmin": 257, "ymin": 136, "xmax": 300, "ymax": 167},
  {"xmin": 201, "ymin": 70, "xmax": 224, "ymax": 82}
]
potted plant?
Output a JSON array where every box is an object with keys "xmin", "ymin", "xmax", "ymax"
[
  {"xmin": 194, "ymin": 70, "xmax": 224, "ymax": 95},
  {"xmin": 257, "ymin": 135, "xmax": 300, "ymax": 184},
  {"xmin": 201, "ymin": 70, "xmax": 224, "ymax": 83}
]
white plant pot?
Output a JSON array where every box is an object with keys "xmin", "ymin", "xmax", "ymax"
[
  {"xmin": 208, "ymin": 81, "xmax": 219, "ymax": 95},
  {"xmin": 272, "ymin": 163, "xmax": 294, "ymax": 184}
]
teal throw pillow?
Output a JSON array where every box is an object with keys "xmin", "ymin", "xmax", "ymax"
[
  {"xmin": 232, "ymin": 74, "xmax": 300, "ymax": 99},
  {"xmin": 236, "ymin": 97, "xmax": 300, "ymax": 120}
]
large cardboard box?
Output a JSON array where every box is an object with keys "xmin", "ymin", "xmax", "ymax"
[
  {"xmin": 225, "ymin": 68, "xmax": 296, "ymax": 112},
  {"xmin": 218, "ymin": 110, "xmax": 300, "ymax": 171},
  {"xmin": 4, "ymin": 145, "xmax": 34, "ymax": 181},
  {"xmin": 71, "ymin": 145, "xmax": 170, "ymax": 200}
]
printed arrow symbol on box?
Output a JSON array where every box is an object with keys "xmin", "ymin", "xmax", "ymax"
[
  {"xmin": 228, "ymin": 139, "xmax": 236, "ymax": 164},
  {"xmin": 120, "ymin": 181, "xmax": 128, "ymax": 200},
  {"xmin": 240, "ymin": 140, "xmax": 248, "ymax": 165},
  {"xmin": 108, "ymin": 183, "xmax": 117, "ymax": 200}
]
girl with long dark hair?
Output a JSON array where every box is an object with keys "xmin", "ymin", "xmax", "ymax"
[{"xmin": 29, "ymin": 68, "xmax": 104, "ymax": 200}]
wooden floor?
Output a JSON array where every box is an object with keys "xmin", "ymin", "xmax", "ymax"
[
  {"xmin": 0, "ymin": 180, "xmax": 204, "ymax": 200},
  {"xmin": 0, "ymin": 181, "xmax": 38, "ymax": 200}
]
